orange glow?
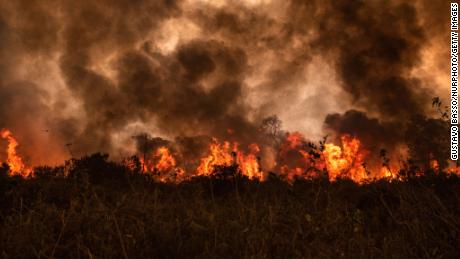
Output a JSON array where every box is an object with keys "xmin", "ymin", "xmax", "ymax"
[
  {"xmin": 276, "ymin": 133, "xmax": 404, "ymax": 183},
  {"xmin": 430, "ymin": 159, "xmax": 439, "ymax": 171},
  {"xmin": 448, "ymin": 166, "xmax": 460, "ymax": 176},
  {"xmin": 2, "ymin": 127, "xmax": 460, "ymax": 184},
  {"xmin": 197, "ymin": 138, "xmax": 263, "ymax": 179},
  {"xmin": 323, "ymin": 135, "xmax": 368, "ymax": 183},
  {"xmin": 379, "ymin": 166, "xmax": 397, "ymax": 179},
  {"xmin": 236, "ymin": 143, "xmax": 263, "ymax": 180},
  {"xmin": 155, "ymin": 147, "xmax": 177, "ymax": 172},
  {"xmin": 285, "ymin": 132, "xmax": 304, "ymax": 150},
  {"xmin": 277, "ymin": 132, "xmax": 322, "ymax": 182},
  {"xmin": 140, "ymin": 146, "xmax": 187, "ymax": 183},
  {"xmin": 197, "ymin": 139, "xmax": 234, "ymax": 176},
  {"xmin": 0, "ymin": 129, "xmax": 31, "ymax": 177}
]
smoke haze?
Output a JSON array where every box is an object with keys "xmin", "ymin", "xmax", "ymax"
[{"xmin": 0, "ymin": 0, "xmax": 451, "ymax": 167}]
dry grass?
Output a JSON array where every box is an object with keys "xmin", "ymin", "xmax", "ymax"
[{"xmin": 0, "ymin": 156, "xmax": 459, "ymax": 258}]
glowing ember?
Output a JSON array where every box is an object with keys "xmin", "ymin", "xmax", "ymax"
[
  {"xmin": 430, "ymin": 159, "xmax": 439, "ymax": 171},
  {"xmin": 0, "ymin": 129, "xmax": 31, "ymax": 177}
]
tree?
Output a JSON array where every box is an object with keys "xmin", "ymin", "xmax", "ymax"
[{"xmin": 260, "ymin": 115, "xmax": 283, "ymax": 147}]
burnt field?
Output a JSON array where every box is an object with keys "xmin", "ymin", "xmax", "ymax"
[{"xmin": 0, "ymin": 154, "xmax": 459, "ymax": 258}]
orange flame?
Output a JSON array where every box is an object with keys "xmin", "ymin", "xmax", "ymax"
[
  {"xmin": 448, "ymin": 166, "xmax": 460, "ymax": 176},
  {"xmin": 2, "ymin": 126, "xmax": 459, "ymax": 183},
  {"xmin": 277, "ymin": 133, "xmax": 402, "ymax": 183},
  {"xmin": 323, "ymin": 135, "xmax": 368, "ymax": 182},
  {"xmin": 430, "ymin": 159, "xmax": 439, "ymax": 171},
  {"xmin": 154, "ymin": 147, "xmax": 187, "ymax": 183},
  {"xmin": 139, "ymin": 146, "xmax": 187, "ymax": 182},
  {"xmin": 0, "ymin": 129, "xmax": 31, "ymax": 177},
  {"xmin": 236, "ymin": 143, "xmax": 263, "ymax": 180},
  {"xmin": 197, "ymin": 139, "xmax": 234, "ymax": 176},
  {"xmin": 379, "ymin": 166, "xmax": 397, "ymax": 179},
  {"xmin": 155, "ymin": 147, "xmax": 177, "ymax": 172},
  {"xmin": 197, "ymin": 138, "xmax": 263, "ymax": 179},
  {"xmin": 277, "ymin": 132, "xmax": 322, "ymax": 182}
]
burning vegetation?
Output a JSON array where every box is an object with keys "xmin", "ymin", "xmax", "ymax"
[
  {"xmin": 1, "ymin": 108, "xmax": 457, "ymax": 184},
  {"xmin": 0, "ymin": 129, "xmax": 31, "ymax": 177},
  {"xmin": 0, "ymin": 0, "xmax": 458, "ymax": 257},
  {"xmin": 1, "ymin": 135, "xmax": 459, "ymax": 258}
]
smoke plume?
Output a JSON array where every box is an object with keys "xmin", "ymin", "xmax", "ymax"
[{"xmin": 0, "ymin": 0, "xmax": 450, "ymax": 168}]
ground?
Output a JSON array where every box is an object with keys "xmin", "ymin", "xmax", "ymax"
[{"xmin": 0, "ymin": 157, "xmax": 459, "ymax": 258}]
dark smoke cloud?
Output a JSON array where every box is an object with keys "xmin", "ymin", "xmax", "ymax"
[
  {"xmin": 134, "ymin": 134, "xmax": 171, "ymax": 154},
  {"xmin": 57, "ymin": 0, "xmax": 184, "ymax": 155},
  {"xmin": 324, "ymin": 110, "xmax": 402, "ymax": 151},
  {"xmin": 53, "ymin": 0, "xmax": 264, "ymax": 155},
  {"xmin": 308, "ymin": 0, "xmax": 448, "ymax": 163},
  {"xmin": 0, "ymin": 0, "xmax": 449, "ymax": 167},
  {"xmin": 306, "ymin": 0, "xmax": 428, "ymax": 118}
]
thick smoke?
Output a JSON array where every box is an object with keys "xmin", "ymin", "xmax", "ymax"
[
  {"xmin": 325, "ymin": 110, "xmax": 402, "ymax": 152},
  {"xmin": 0, "ymin": 0, "xmax": 449, "ymax": 167},
  {"xmin": 314, "ymin": 1, "xmax": 428, "ymax": 117}
]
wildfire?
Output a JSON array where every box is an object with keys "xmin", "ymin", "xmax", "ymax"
[
  {"xmin": 430, "ymin": 159, "xmax": 439, "ymax": 171},
  {"xmin": 277, "ymin": 133, "xmax": 400, "ymax": 183},
  {"xmin": 236, "ymin": 143, "xmax": 262, "ymax": 180},
  {"xmin": 449, "ymin": 166, "xmax": 460, "ymax": 176},
  {"xmin": 197, "ymin": 139, "xmax": 234, "ymax": 176},
  {"xmin": 277, "ymin": 132, "xmax": 322, "ymax": 182},
  {"xmin": 125, "ymin": 133, "xmax": 460, "ymax": 183},
  {"xmin": 0, "ymin": 129, "xmax": 31, "ymax": 177},
  {"xmin": 140, "ymin": 146, "xmax": 187, "ymax": 182},
  {"xmin": 380, "ymin": 166, "xmax": 397, "ymax": 179},
  {"xmin": 2, "ymin": 126, "xmax": 460, "ymax": 184},
  {"xmin": 196, "ymin": 138, "xmax": 263, "ymax": 179},
  {"xmin": 323, "ymin": 135, "xmax": 368, "ymax": 182}
]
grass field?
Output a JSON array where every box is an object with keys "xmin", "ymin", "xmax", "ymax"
[{"xmin": 0, "ymin": 154, "xmax": 459, "ymax": 258}]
